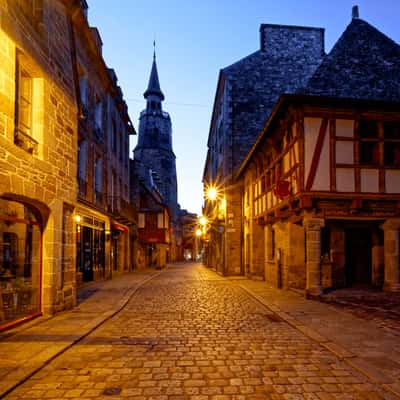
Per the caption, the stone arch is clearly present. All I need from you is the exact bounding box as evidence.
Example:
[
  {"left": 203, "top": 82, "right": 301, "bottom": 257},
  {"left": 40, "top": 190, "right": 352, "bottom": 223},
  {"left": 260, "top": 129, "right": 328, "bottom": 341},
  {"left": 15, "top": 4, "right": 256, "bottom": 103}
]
[{"left": 0, "top": 192, "right": 50, "bottom": 230}]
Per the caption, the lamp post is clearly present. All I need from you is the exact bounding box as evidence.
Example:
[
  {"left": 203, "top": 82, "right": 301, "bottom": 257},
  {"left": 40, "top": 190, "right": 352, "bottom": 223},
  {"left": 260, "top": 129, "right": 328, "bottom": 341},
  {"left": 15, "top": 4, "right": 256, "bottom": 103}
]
[{"left": 201, "top": 185, "right": 227, "bottom": 272}]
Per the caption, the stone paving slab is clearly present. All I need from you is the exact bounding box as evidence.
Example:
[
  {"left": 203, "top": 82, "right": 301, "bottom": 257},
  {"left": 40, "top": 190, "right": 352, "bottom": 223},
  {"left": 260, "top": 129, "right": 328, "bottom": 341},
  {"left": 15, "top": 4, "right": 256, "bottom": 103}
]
[
  {"left": 0, "top": 263, "right": 399, "bottom": 399},
  {"left": 237, "top": 279, "right": 400, "bottom": 398},
  {"left": 3, "top": 263, "right": 396, "bottom": 400},
  {"left": 0, "top": 269, "right": 159, "bottom": 398}
]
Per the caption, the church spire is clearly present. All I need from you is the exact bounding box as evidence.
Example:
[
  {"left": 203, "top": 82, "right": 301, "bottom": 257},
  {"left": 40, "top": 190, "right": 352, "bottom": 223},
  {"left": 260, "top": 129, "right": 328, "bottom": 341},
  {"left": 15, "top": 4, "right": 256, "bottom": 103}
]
[{"left": 143, "top": 42, "right": 164, "bottom": 101}]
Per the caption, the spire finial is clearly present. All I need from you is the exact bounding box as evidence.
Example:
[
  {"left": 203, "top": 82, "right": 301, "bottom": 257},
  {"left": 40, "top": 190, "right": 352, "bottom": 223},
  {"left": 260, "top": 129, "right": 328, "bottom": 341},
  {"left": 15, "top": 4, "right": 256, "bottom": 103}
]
[{"left": 153, "top": 40, "right": 156, "bottom": 61}]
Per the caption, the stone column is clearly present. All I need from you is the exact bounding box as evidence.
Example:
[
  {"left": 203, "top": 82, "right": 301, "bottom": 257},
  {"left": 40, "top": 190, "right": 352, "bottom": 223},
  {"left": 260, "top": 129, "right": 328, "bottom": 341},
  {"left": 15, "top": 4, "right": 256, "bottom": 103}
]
[
  {"left": 381, "top": 219, "right": 400, "bottom": 292},
  {"left": 304, "top": 217, "right": 325, "bottom": 296}
]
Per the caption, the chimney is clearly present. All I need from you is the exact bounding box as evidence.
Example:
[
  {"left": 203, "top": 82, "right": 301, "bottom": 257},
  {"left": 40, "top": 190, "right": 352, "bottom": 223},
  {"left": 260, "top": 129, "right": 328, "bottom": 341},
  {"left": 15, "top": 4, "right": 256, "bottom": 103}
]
[
  {"left": 259, "top": 24, "right": 324, "bottom": 58},
  {"left": 352, "top": 5, "right": 359, "bottom": 19}
]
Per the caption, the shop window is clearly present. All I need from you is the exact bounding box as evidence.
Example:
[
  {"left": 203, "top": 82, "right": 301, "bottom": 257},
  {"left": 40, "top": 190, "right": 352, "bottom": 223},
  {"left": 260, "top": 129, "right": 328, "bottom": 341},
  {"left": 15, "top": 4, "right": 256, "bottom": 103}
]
[
  {"left": 75, "top": 216, "right": 105, "bottom": 282},
  {"left": 0, "top": 199, "right": 41, "bottom": 328}
]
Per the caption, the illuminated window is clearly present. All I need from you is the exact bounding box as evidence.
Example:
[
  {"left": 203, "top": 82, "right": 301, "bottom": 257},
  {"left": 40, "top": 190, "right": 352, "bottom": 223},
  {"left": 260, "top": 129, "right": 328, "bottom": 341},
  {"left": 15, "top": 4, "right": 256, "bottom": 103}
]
[{"left": 14, "top": 57, "right": 38, "bottom": 154}]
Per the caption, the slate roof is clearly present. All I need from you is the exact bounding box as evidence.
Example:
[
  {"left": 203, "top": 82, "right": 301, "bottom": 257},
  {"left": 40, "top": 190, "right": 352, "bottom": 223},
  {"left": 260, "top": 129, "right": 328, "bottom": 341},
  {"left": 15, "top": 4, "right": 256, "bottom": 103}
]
[
  {"left": 144, "top": 54, "right": 164, "bottom": 101},
  {"left": 300, "top": 18, "right": 400, "bottom": 102},
  {"left": 221, "top": 26, "right": 324, "bottom": 167}
]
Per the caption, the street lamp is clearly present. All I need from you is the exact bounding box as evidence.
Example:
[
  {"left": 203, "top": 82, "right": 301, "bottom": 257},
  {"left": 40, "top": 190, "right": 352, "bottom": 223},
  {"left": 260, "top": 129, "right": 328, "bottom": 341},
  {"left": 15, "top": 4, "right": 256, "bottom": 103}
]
[
  {"left": 199, "top": 215, "right": 208, "bottom": 226},
  {"left": 206, "top": 186, "right": 218, "bottom": 201}
]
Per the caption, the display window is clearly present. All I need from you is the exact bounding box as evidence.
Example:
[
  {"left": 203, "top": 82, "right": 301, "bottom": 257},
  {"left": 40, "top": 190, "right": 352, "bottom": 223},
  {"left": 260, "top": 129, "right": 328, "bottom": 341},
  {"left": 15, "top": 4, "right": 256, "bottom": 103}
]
[
  {"left": 76, "top": 214, "right": 105, "bottom": 282},
  {"left": 0, "top": 199, "right": 42, "bottom": 330}
]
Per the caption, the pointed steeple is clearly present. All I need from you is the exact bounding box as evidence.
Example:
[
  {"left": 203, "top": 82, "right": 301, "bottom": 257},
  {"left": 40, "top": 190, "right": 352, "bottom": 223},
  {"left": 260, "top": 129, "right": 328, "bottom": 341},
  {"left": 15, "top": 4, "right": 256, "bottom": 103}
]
[{"left": 144, "top": 44, "right": 165, "bottom": 101}]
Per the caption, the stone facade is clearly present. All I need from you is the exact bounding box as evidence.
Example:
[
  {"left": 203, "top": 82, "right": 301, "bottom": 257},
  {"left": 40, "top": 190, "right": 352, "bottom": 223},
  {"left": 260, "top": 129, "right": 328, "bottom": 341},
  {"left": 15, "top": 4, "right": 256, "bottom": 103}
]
[
  {"left": 0, "top": 0, "right": 77, "bottom": 319},
  {"left": 0, "top": 0, "right": 136, "bottom": 330},
  {"left": 203, "top": 22, "right": 324, "bottom": 276},
  {"left": 72, "top": 3, "right": 136, "bottom": 283}
]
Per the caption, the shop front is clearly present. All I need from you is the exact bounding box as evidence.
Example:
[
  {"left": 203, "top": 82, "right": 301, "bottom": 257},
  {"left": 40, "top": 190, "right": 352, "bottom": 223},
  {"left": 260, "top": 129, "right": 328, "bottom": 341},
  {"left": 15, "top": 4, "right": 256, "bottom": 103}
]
[
  {"left": 0, "top": 198, "right": 42, "bottom": 331},
  {"left": 75, "top": 210, "right": 108, "bottom": 284},
  {"left": 110, "top": 222, "right": 129, "bottom": 274}
]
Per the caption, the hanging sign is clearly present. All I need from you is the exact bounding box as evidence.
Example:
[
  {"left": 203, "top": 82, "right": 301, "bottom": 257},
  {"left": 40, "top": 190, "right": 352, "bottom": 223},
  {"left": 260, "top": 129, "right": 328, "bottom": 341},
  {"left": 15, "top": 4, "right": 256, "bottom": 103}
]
[{"left": 274, "top": 180, "right": 290, "bottom": 199}]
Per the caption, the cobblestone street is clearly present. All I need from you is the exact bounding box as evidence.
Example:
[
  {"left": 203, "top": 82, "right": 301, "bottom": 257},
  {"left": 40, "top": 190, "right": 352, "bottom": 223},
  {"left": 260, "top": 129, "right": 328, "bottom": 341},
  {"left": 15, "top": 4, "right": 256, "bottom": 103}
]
[{"left": 1, "top": 263, "right": 397, "bottom": 400}]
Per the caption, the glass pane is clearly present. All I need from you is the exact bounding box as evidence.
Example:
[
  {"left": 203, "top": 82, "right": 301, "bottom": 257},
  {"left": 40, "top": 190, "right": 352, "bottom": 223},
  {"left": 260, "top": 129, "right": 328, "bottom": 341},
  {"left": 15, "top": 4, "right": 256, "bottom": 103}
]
[
  {"left": 360, "top": 142, "right": 379, "bottom": 165},
  {"left": 359, "top": 120, "right": 379, "bottom": 139},
  {"left": 384, "top": 122, "right": 400, "bottom": 139},
  {"left": 0, "top": 200, "right": 41, "bottom": 326},
  {"left": 384, "top": 142, "right": 400, "bottom": 166}
]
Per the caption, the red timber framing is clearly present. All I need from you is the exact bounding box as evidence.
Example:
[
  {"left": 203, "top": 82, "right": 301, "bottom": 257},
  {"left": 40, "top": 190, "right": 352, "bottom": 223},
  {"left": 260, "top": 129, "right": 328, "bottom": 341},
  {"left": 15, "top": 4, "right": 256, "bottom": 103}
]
[{"left": 305, "top": 118, "right": 328, "bottom": 191}]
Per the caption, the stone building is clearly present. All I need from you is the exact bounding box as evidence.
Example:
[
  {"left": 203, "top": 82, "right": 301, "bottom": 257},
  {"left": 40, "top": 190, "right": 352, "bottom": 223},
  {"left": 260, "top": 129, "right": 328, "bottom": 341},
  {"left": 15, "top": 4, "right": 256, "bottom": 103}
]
[
  {"left": 0, "top": 0, "right": 136, "bottom": 331},
  {"left": 0, "top": 0, "right": 78, "bottom": 329},
  {"left": 236, "top": 12, "right": 400, "bottom": 294},
  {"left": 130, "top": 159, "right": 170, "bottom": 269},
  {"left": 133, "top": 52, "right": 181, "bottom": 261},
  {"left": 203, "top": 21, "right": 324, "bottom": 275},
  {"left": 72, "top": 1, "right": 136, "bottom": 284}
]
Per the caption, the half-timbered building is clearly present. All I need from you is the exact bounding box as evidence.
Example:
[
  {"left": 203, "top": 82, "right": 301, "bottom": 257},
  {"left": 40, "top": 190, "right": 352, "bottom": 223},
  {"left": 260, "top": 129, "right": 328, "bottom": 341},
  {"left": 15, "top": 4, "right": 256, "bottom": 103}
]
[{"left": 237, "top": 13, "right": 400, "bottom": 294}]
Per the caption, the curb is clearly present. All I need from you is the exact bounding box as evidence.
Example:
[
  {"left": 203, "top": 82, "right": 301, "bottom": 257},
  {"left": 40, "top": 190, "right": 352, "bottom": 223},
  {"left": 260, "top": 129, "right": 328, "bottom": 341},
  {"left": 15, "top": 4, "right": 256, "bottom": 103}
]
[
  {"left": 0, "top": 271, "right": 163, "bottom": 399},
  {"left": 238, "top": 283, "right": 400, "bottom": 400}
]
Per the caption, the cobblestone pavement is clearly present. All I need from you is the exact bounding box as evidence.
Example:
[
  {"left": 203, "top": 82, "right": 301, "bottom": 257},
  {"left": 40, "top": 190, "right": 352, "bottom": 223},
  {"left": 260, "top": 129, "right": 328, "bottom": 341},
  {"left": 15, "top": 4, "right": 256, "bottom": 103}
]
[
  {"left": 2, "top": 263, "right": 397, "bottom": 400},
  {"left": 319, "top": 289, "right": 400, "bottom": 335}
]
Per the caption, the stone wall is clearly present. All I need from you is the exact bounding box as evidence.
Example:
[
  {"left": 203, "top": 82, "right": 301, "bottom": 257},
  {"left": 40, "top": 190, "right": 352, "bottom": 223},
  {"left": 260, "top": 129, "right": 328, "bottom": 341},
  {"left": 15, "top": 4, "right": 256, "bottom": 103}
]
[
  {"left": 0, "top": 0, "right": 78, "bottom": 314},
  {"left": 224, "top": 185, "right": 243, "bottom": 276}
]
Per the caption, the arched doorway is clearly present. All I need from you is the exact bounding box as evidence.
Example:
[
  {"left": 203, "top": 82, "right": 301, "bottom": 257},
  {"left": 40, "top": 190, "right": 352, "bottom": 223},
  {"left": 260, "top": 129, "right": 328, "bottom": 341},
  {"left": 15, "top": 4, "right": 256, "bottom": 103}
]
[{"left": 0, "top": 198, "right": 42, "bottom": 330}]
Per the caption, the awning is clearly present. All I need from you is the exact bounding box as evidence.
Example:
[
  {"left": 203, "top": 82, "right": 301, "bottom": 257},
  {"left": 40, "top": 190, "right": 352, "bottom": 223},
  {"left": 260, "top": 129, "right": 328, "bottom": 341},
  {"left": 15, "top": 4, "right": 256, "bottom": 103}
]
[{"left": 112, "top": 222, "right": 128, "bottom": 233}]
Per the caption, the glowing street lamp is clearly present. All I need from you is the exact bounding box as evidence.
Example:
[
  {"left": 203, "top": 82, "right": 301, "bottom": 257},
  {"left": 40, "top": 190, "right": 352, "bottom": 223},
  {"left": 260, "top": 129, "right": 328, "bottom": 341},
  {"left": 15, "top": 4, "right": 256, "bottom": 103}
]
[
  {"left": 206, "top": 186, "right": 218, "bottom": 201},
  {"left": 195, "top": 228, "right": 202, "bottom": 237},
  {"left": 199, "top": 216, "right": 208, "bottom": 226}
]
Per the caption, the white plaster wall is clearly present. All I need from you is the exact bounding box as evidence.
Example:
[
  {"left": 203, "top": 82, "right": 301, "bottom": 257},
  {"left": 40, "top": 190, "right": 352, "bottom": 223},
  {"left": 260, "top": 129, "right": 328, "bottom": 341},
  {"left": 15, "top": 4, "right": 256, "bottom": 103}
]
[
  {"left": 336, "top": 168, "right": 355, "bottom": 192},
  {"left": 336, "top": 119, "right": 354, "bottom": 137},
  {"left": 336, "top": 141, "right": 354, "bottom": 164},
  {"left": 360, "top": 169, "right": 379, "bottom": 192},
  {"left": 386, "top": 170, "right": 400, "bottom": 193}
]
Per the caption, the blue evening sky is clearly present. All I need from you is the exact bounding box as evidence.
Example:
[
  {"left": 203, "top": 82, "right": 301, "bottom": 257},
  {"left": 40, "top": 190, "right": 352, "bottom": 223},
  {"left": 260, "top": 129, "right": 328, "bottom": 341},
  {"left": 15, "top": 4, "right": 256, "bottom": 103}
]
[{"left": 88, "top": 0, "right": 400, "bottom": 215}]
